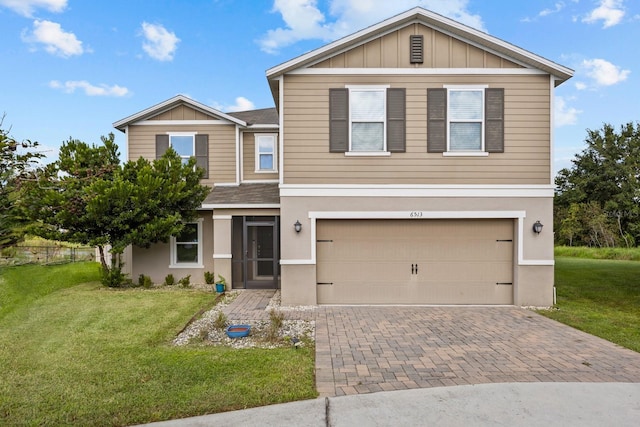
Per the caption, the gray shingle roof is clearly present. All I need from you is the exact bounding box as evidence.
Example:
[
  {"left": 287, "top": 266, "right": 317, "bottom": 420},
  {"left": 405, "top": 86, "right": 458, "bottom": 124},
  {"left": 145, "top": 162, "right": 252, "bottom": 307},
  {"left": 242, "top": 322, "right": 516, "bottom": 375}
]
[
  {"left": 227, "top": 108, "right": 278, "bottom": 125},
  {"left": 203, "top": 183, "right": 280, "bottom": 206}
]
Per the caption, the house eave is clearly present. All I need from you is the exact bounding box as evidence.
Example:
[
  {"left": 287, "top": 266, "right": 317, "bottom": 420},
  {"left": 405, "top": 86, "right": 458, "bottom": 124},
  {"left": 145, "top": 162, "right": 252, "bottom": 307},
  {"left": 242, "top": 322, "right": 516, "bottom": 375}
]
[
  {"left": 112, "top": 94, "right": 247, "bottom": 132},
  {"left": 266, "top": 7, "right": 573, "bottom": 85}
]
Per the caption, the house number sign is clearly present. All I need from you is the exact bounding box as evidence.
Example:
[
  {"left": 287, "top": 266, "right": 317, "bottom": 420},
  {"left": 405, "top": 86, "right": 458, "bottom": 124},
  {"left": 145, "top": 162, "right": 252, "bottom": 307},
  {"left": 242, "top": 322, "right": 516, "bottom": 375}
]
[{"left": 409, "top": 211, "right": 423, "bottom": 218}]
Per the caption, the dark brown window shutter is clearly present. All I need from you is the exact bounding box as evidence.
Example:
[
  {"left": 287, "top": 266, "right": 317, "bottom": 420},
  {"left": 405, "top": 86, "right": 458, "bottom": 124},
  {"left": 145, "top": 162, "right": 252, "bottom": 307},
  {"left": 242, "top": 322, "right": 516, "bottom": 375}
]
[
  {"left": 387, "top": 88, "right": 406, "bottom": 152},
  {"left": 427, "top": 88, "right": 447, "bottom": 153},
  {"left": 485, "top": 88, "right": 504, "bottom": 153},
  {"left": 329, "top": 88, "right": 349, "bottom": 153},
  {"left": 195, "top": 134, "right": 209, "bottom": 178},
  {"left": 155, "top": 134, "right": 169, "bottom": 159},
  {"left": 410, "top": 35, "right": 424, "bottom": 64}
]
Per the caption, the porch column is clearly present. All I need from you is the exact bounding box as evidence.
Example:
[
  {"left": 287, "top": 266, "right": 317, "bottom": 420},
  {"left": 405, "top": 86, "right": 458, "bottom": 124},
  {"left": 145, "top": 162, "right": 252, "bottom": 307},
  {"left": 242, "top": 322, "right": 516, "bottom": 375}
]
[{"left": 212, "top": 213, "right": 232, "bottom": 289}]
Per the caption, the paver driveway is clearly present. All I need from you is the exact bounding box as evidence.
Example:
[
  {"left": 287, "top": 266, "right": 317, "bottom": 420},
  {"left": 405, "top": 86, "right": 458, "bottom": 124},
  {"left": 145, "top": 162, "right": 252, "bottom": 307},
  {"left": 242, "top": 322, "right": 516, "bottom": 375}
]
[{"left": 315, "top": 306, "right": 640, "bottom": 397}]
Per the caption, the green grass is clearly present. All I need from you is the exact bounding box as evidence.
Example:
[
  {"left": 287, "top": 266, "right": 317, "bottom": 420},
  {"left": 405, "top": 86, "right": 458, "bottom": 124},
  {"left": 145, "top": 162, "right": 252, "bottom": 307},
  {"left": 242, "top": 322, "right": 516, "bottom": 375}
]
[
  {"left": 539, "top": 257, "right": 640, "bottom": 353},
  {"left": 555, "top": 245, "right": 640, "bottom": 261},
  {"left": 0, "top": 263, "right": 316, "bottom": 426}
]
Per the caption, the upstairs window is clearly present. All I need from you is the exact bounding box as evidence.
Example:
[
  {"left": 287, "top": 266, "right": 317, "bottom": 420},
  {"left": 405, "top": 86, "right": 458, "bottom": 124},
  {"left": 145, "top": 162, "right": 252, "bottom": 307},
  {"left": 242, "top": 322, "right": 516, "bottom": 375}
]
[
  {"left": 255, "top": 134, "right": 277, "bottom": 172},
  {"left": 170, "top": 134, "right": 195, "bottom": 164},
  {"left": 329, "top": 86, "right": 405, "bottom": 154},
  {"left": 155, "top": 133, "right": 209, "bottom": 178},
  {"left": 448, "top": 89, "right": 483, "bottom": 151},
  {"left": 427, "top": 86, "right": 504, "bottom": 155},
  {"left": 350, "top": 87, "right": 386, "bottom": 152}
]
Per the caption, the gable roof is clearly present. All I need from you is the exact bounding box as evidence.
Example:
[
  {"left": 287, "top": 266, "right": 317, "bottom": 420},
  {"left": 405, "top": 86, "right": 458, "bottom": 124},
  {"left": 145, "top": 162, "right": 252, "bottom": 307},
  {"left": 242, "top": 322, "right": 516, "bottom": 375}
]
[
  {"left": 113, "top": 94, "right": 247, "bottom": 131},
  {"left": 266, "top": 7, "right": 573, "bottom": 99}
]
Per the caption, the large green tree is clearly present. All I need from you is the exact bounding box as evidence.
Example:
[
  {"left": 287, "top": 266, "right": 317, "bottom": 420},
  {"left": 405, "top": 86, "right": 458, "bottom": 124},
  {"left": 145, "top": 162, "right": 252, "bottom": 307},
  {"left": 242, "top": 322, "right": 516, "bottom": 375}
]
[
  {"left": 26, "top": 135, "right": 210, "bottom": 285},
  {"left": 555, "top": 122, "right": 640, "bottom": 247},
  {"left": 0, "top": 119, "right": 44, "bottom": 248}
]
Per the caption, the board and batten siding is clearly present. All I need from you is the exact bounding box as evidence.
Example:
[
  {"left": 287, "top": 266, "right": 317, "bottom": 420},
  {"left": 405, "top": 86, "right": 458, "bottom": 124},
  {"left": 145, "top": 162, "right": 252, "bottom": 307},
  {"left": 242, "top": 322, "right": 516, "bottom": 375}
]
[
  {"left": 242, "top": 132, "right": 279, "bottom": 182},
  {"left": 149, "top": 105, "right": 215, "bottom": 121},
  {"left": 311, "top": 24, "right": 522, "bottom": 70},
  {"left": 128, "top": 123, "right": 237, "bottom": 185},
  {"left": 282, "top": 74, "right": 551, "bottom": 185}
]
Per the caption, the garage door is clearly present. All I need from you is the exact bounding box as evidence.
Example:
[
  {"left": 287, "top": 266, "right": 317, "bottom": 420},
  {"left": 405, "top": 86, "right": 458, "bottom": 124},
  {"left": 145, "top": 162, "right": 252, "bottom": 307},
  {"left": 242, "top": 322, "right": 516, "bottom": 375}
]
[{"left": 316, "top": 219, "right": 513, "bottom": 305}]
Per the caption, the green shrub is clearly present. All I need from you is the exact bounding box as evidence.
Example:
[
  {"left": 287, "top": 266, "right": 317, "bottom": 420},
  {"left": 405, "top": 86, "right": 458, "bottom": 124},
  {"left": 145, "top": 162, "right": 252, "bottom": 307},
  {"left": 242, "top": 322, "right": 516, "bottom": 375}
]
[
  {"left": 204, "top": 271, "right": 216, "bottom": 284},
  {"left": 101, "top": 264, "right": 129, "bottom": 288},
  {"left": 164, "top": 274, "right": 176, "bottom": 286},
  {"left": 266, "top": 309, "right": 285, "bottom": 342},
  {"left": 178, "top": 275, "right": 191, "bottom": 288},
  {"left": 138, "top": 274, "right": 153, "bottom": 288},
  {"left": 213, "top": 311, "right": 227, "bottom": 330}
]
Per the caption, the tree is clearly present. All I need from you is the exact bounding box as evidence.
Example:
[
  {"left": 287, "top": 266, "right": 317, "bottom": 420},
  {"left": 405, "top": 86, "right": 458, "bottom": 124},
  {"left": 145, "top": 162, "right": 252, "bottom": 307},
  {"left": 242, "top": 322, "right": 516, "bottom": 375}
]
[
  {"left": 555, "top": 122, "right": 640, "bottom": 246},
  {"left": 25, "top": 135, "right": 210, "bottom": 285},
  {"left": 0, "top": 118, "right": 44, "bottom": 248}
]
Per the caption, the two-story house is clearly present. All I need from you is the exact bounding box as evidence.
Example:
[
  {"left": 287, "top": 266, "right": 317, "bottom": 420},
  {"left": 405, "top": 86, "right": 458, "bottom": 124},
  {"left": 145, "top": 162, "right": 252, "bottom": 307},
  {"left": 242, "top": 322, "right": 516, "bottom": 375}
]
[{"left": 113, "top": 7, "right": 572, "bottom": 307}]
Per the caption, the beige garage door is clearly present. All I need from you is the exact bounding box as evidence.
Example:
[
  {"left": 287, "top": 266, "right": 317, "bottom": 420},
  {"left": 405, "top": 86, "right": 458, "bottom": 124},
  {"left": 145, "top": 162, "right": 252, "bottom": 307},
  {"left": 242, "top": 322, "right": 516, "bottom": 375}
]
[{"left": 316, "top": 219, "right": 513, "bottom": 305}]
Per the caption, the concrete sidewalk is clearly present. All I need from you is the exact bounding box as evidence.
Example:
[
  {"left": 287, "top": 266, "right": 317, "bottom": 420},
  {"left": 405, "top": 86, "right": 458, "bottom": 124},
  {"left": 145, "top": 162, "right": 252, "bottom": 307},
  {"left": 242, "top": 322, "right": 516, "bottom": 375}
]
[{"left": 140, "top": 382, "right": 640, "bottom": 426}]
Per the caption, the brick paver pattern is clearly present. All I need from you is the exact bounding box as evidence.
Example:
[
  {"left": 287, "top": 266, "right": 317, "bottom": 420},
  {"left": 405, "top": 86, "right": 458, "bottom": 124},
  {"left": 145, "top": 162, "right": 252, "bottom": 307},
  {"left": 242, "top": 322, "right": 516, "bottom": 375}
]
[
  {"left": 315, "top": 306, "right": 640, "bottom": 397},
  {"left": 222, "top": 292, "right": 640, "bottom": 398}
]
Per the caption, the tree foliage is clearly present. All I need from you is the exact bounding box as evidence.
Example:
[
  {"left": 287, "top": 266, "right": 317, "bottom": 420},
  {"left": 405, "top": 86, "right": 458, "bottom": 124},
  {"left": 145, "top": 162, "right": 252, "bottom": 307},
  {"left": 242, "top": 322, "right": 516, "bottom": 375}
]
[
  {"left": 25, "top": 135, "right": 210, "bottom": 285},
  {"left": 0, "top": 118, "right": 44, "bottom": 248},
  {"left": 555, "top": 122, "right": 640, "bottom": 247}
]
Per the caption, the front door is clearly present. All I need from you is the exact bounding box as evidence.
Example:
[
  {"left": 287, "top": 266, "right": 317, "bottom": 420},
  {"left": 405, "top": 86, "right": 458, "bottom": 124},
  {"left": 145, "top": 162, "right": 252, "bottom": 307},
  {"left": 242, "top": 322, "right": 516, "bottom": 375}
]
[{"left": 244, "top": 217, "right": 279, "bottom": 289}]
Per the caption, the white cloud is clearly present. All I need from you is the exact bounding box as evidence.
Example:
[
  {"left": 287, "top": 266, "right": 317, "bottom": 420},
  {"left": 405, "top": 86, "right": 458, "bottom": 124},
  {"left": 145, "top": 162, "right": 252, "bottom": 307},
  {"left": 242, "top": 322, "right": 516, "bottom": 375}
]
[
  {"left": 259, "top": 0, "right": 485, "bottom": 54},
  {"left": 0, "top": 0, "right": 66, "bottom": 17},
  {"left": 574, "top": 81, "right": 587, "bottom": 90},
  {"left": 555, "top": 96, "right": 581, "bottom": 127},
  {"left": 582, "top": 58, "right": 630, "bottom": 86},
  {"left": 49, "top": 80, "right": 129, "bottom": 97},
  {"left": 22, "top": 19, "right": 84, "bottom": 57},
  {"left": 141, "top": 22, "right": 180, "bottom": 61},
  {"left": 212, "top": 97, "right": 256, "bottom": 112},
  {"left": 583, "top": 0, "right": 625, "bottom": 28}
]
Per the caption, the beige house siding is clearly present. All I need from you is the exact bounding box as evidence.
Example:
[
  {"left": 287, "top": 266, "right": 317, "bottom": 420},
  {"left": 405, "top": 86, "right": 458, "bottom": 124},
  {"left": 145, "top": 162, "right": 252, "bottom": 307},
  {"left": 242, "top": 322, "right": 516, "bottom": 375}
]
[
  {"left": 149, "top": 105, "right": 217, "bottom": 121},
  {"left": 282, "top": 73, "right": 551, "bottom": 185},
  {"left": 128, "top": 123, "right": 237, "bottom": 185},
  {"left": 311, "top": 24, "right": 522, "bottom": 69},
  {"left": 130, "top": 212, "right": 214, "bottom": 285},
  {"left": 242, "top": 131, "right": 279, "bottom": 181}
]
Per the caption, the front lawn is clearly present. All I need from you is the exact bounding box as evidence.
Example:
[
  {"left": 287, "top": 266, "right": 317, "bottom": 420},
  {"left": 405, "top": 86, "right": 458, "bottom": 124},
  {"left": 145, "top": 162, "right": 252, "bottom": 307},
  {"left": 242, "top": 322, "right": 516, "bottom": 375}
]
[
  {"left": 0, "top": 263, "right": 316, "bottom": 426},
  {"left": 539, "top": 257, "right": 640, "bottom": 353}
]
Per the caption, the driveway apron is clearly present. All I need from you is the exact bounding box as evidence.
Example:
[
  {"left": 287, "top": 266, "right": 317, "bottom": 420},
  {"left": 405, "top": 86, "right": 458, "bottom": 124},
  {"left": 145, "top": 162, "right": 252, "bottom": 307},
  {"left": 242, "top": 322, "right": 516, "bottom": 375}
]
[{"left": 315, "top": 306, "right": 640, "bottom": 397}]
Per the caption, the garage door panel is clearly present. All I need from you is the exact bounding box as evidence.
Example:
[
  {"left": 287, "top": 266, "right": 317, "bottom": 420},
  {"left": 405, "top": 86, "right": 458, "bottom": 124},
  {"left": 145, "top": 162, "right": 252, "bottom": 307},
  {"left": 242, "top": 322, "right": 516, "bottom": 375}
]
[{"left": 317, "top": 219, "right": 513, "bottom": 305}]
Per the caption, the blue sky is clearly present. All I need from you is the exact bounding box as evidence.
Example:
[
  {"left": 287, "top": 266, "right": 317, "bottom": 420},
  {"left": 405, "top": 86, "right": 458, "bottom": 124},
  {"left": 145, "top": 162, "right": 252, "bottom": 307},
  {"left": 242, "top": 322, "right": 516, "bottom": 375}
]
[{"left": 0, "top": 0, "right": 637, "bottom": 174}]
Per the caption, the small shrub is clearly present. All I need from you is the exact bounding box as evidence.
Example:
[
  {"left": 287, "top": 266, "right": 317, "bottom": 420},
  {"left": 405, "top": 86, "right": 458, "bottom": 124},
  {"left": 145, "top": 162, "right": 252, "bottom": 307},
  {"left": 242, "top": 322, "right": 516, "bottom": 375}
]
[
  {"left": 213, "top": 311, "right": 228, "bottom": 330},
  {"left": 163, "top": 274, "right": 176, "bottom": 286},
  {"left": 101, "top": 265, "right": 129, "bottom": 288},
  {"left": 178, "top": 275, "right": 191, "bottom": 288},
  {"left": 204, "top": 271, "right": 216, "bottom": 284},
  {"left": 266, "top": 309, "right": 285, "bottom": 342},
  {"left": 138, "top": 274, "right": 153, "bottom": 289}
]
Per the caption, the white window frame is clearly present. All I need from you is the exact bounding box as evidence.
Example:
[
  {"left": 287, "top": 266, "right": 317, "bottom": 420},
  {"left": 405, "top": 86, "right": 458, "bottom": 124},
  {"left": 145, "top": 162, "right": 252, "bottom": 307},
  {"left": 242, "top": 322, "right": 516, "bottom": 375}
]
[
  {"left": 444, "top": 85, "right": 488, "bottom": 156},
  {"left": 345, "top": 84, "right": 390, "bottom": 156},
  {"left": 169, "top": 218, "right": 204, "bottom": 268},
  {"left": 168, "top": 132, "right": 197, "bottom": 163},
  {"left": 254, "top": 133, "right": 278, "bottom": 173}
]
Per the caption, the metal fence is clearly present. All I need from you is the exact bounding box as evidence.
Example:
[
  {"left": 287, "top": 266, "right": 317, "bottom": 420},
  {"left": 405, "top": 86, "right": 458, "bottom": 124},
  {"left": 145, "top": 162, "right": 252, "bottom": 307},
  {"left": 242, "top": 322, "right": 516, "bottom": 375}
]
[{"left": 0, "top": 245, "right": 96, "bottom": 266}]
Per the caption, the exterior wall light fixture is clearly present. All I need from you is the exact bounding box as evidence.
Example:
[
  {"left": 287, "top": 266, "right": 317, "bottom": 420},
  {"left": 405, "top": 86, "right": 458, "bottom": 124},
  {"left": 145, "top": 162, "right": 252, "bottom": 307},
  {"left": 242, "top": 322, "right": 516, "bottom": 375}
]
[
  {"left": 533, "top": 220, "right": 543, "bottom": 234},
  {"left": 294, "top": 220, "right": 302, "bottom": 233}
]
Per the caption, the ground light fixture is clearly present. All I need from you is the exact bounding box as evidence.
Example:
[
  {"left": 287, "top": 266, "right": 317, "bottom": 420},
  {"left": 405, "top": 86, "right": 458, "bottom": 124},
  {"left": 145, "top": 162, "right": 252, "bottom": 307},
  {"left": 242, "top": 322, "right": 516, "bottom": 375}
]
[
  {"left": 533, "top": 220, "right": 544, "bottom": 234},
  {"left": 294, "top": 220, "right": 302, "bottom": 233}
]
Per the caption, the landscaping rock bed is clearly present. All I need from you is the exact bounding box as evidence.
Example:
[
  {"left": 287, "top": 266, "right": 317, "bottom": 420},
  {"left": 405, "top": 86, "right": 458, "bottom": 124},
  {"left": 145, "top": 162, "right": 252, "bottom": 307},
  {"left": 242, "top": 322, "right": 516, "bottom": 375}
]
[{"left": 173, "top": 291, "right": 316, "bottom": 349}]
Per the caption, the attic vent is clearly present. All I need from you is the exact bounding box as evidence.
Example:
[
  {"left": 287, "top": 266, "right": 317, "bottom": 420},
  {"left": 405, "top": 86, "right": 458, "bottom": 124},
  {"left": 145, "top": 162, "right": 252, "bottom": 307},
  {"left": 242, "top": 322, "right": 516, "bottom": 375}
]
[{"left": 410, "top": 35, "right": 423, "bottom": 64}]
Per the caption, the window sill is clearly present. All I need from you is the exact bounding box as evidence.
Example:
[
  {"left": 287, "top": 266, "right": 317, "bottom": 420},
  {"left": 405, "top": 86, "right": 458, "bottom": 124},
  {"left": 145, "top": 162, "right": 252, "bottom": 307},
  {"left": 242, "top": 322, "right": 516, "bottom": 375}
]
[
  {"left": 169, "top": 263, "right": 204, "bottom": 269},
  {"left": 442, "top": 151, "right": 489, "bottom": 157},
  {"left": 254, "top": 169, "right": 278, "bottom": 173},
  {"left": 344, "top": 151, "right": 391, "bottom": 157}
]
